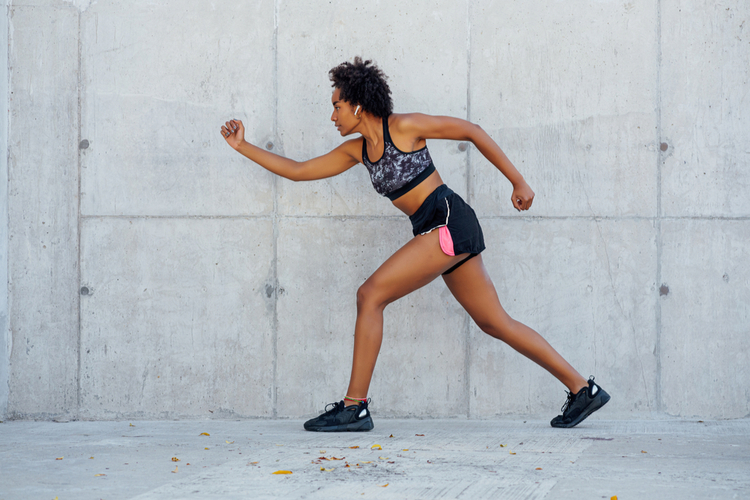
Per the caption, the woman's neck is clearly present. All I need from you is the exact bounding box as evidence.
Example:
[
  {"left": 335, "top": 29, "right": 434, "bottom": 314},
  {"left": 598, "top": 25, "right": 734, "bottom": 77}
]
[{"left": 358, "top": 115, "right": 385, "bottom": 146}]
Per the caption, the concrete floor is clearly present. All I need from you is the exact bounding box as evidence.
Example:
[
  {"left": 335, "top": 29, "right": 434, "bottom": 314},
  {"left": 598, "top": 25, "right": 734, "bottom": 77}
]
[{"left": 1, "top": 417, "right": 748, "bottom": 500}]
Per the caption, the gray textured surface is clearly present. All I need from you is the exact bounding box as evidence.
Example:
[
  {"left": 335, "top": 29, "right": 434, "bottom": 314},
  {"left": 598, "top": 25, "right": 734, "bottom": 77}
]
[
  {"left": 2, "top": 0, "right": 749, "bottom": 421},
  {"left": 0, "top": 419, "right": 748, "bottom": 500},
  {"left": 7, "top": 5, "right": 80, "bottom": 416},
  {"left": 0, "top": 0, "right": 8, "bottom": 416}
]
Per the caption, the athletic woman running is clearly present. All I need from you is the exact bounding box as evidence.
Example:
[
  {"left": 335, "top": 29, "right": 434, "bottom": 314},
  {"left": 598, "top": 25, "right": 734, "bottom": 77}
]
[{"left": 221, "top": 57, "right": 610, "bottom": 430}]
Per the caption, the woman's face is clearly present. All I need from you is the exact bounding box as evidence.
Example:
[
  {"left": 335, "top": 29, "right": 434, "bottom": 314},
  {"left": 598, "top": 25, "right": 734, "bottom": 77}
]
[{"left": 331, "top": 88, "right": 359, "bottom": 136}]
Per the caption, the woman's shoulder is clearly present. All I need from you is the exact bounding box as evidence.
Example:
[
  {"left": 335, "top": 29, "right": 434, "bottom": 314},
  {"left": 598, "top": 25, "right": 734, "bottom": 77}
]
[{"left": 388, "top": 112, "right": 432, "bottom": 135}]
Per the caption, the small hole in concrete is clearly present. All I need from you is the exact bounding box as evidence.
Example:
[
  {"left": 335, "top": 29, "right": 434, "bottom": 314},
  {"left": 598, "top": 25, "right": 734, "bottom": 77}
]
[
  {"left": 266, "top": 142, "right": 274, "bottom": 150},
  {"left": 79, "top": 139, "right": 90, "bottom": 149},
  {"left": 80, "top": 287, "right": 89, "bottom": 296},
  {"left": 659, "top": 142, "right": 668, "bottom": 152},
  {"left": 722, "top": 273, "right": 729, "bottom": 283},
  {"left": 458, "top": 142, "right": 468, "bottom": 152},
  {"left": 659, "top": 284, "right": 669, "bottom": 296}
]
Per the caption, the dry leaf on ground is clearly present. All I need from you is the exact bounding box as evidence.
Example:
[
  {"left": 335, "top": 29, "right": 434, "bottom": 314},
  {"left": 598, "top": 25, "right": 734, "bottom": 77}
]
[
  {"left": 272, "top": 470, "right": 293, "bottom": 475},
  {"left": 199, "top": 432, "right": 210, "bottom": 436},
  {"left": 371, "top": 444, "right": 382, "bottom": 450}
]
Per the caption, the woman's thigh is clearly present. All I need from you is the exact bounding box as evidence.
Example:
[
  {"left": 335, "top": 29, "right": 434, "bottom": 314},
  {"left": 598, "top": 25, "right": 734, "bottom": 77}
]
[
  {"left": 441, "top": 254, "right": 512, "bottom": 331},
  {"left": 360, "top": 230, "right": 470, "bottom": 308}
]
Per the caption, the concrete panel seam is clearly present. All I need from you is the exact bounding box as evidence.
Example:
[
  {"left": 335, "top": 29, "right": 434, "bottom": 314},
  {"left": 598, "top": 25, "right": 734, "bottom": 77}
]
[
  {"left": 271, "top": 0, "right": 279, "bottom": 418},
  {"left": 655, "top": 0, "right": 663, "bottom": 414},
  {"left": 75, "top": 7, "right": 82, "bottom": 421},
  {"left": 464, "top": 0, "right": 471, "bottom": 418},
  {"left": 78, "top": 214, "right": 750, "bottom": 221}
]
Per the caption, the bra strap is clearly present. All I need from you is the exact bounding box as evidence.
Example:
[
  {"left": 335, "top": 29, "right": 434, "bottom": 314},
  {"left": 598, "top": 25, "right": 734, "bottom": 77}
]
[{"left": 382, "top": 115, "right": 392, "bottom": 144}]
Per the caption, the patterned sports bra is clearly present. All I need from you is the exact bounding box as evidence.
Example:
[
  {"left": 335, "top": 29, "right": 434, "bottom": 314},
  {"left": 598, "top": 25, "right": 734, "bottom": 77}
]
[{"left": 362, "top": 116, "right": 436, "bottom": 201}]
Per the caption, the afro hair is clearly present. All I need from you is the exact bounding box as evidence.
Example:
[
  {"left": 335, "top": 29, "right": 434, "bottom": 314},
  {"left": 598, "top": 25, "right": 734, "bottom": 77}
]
[{"left": 329, "top": 57, "right": 393, "bottom": 118}]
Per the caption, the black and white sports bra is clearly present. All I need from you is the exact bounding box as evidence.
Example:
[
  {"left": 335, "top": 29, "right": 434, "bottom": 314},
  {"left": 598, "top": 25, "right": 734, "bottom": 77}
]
[{"left": 362, "top": 116, "right": 436, "bottom": 201}]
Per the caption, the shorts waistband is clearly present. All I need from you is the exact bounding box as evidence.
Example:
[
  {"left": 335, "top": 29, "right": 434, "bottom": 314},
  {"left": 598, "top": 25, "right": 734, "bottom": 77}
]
[{"left": 408, "top": 184, "right": 452, "bottom": 225}]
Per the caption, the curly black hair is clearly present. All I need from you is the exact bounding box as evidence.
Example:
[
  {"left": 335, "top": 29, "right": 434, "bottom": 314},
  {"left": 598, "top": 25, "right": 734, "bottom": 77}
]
[{"left": 329, "top": 57, "right": 393, "bottom": 118}]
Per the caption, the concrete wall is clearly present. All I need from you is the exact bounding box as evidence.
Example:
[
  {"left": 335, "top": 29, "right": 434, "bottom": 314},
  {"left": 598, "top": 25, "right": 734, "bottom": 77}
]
[
  {"left": 3, "top": 0, "right": 749, "bottom": 421},
  {"left": 0, "top": 0, "right": 8, "bottom": 420}
]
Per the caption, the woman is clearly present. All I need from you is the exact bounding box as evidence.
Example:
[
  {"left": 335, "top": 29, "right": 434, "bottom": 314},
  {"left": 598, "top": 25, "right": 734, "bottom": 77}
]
[{"left": 221, "top": 57, "right": 609, "bottom": 430}]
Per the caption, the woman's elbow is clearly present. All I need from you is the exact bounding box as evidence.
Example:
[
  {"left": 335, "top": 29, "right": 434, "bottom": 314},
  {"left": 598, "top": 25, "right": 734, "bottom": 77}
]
[{"left": 468, "top": 123, "right": 487, "bottom": 143}]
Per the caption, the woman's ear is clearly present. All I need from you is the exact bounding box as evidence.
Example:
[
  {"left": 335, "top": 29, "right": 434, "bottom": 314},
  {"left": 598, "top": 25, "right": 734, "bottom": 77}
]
[{"left": 355, "top": 105, "right": 361, "bottom": 115}]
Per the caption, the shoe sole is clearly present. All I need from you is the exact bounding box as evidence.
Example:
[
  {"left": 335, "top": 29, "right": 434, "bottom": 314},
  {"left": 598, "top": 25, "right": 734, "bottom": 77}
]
[
  {"left": 550, "top": 390, "right": 611, "bottom": 428},
  {"left": 304, "top": 417, "right": 374, "bottom": 432}
]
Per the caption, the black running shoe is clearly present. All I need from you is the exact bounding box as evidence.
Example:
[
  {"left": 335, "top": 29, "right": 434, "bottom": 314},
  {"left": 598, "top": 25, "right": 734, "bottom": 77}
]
[
  {"left": 303, "top": 400, "right": 374, "bottom": 432},
  {"left": 550, "top": 377, "right": 610, "bottom": 428}
]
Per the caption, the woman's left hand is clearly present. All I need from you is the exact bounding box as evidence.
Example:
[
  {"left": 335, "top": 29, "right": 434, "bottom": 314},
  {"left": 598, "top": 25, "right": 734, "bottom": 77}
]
[
  {"left": 511, "top": 181, "right": 535, "bottom": 211},
  {"left": 221, "top": 119, "right": 245, "bottom": 150}
]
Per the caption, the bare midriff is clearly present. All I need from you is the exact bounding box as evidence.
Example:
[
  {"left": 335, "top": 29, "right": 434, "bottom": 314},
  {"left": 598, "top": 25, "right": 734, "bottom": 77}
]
[{"left": 390, "top": 170, "right": 445, "bottom": 216}]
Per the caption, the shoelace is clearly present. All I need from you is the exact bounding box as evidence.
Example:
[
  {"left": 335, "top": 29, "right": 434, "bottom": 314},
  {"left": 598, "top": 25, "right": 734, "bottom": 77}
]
[
  {"left": 560, "top": 391, "right": 576, "bottom": 413},
  {"left": 323, "top": 401, "right": 343, "bottom": 415}
]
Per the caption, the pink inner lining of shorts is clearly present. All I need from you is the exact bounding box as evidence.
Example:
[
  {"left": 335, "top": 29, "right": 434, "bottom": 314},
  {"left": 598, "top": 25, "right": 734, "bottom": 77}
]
[{"left": 439, "top": 225, "right": 455, "bottom": 256}]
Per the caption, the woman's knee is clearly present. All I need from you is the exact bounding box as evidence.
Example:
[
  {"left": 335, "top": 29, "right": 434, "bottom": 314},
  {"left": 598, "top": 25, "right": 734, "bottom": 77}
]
[
  {"left": 475, "top": 313, "right": 516, "bottom": 339},
  {"left": 356, "top": 280, "right": 388, "bottom": 311}
]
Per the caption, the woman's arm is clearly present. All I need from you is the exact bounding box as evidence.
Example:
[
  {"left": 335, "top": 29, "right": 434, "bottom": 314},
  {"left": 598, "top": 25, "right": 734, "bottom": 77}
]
[
  {"left": 221, "top": 119, "right": 360, "bottom": 181},
  {"left": 394, "top": 114, "right": 534, "bottom": 211}
]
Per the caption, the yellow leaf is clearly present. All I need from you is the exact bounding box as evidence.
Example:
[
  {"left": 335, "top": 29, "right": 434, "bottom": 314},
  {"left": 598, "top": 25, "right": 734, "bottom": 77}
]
[
  {"left": 171, "top": 466, "right": 178, "bottom": 473},
  {"left": 641, "top": 450, "right": 647, "bottom": 454},
  {"left": 94, "top": 473, "right": 106, "bottom": 477},
  {"left": 349, "top": 446, "right": 360, "bottom": 449},
  {"left": 371, "top": 444, "right": 382, "bottom": 450},
  {"left": 171, "top": 457, "right": 180, "bottom": 462},
  {"left": 321, "top": 467, "right": 334, "bottom": 472},
  {"left": 251, "top": 461, "right": 259, "bottom": 464},
  {"left": 55, "top": 457, "right": 63, "bottom": 460},
  {"left": 226, "top": 440, "right": 235, "bottom": 444},
  {"left": 536, "top": 467, "right": 542, "bottom": 470},
  {"left": 272, "top": 470, "right": 293, "bottom": 475},
  {"left": 199, "top": 432, "right": 210, "bottom": 436},
  {"left": 402, "top": 449, "right": 409, "bottom": 451},
  {"left": 381, "top": 483, "right": 389, "bottom": 487},
  {"left": 129, "top": 423, "right": 135, "bottom": 427},
  {"left": 389, "top": 434, "right": 394, "bottom": 438},
  {"left": 611, "top": 497, "right": 618, "bottom": 500},
  {"left": 379, "top": 456, "right": 389, "bottom": 460},
  {"left": 89, "top": 456, "right": 94, "bottom": 459},
  {"left": 204, "top": 447, "right": 209, "bottom": 450},
  {"left": 360, "top": 461, "right": 372, "bottom": 464},
  {"left": 499, "top": 444, "right": 506, "bottom": 447},
  {"left": 319, "top": 450, "right": 326, "bottom": 453},
  {"left": 509, "top": 452, "right": 516, "bottom": 455}
]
